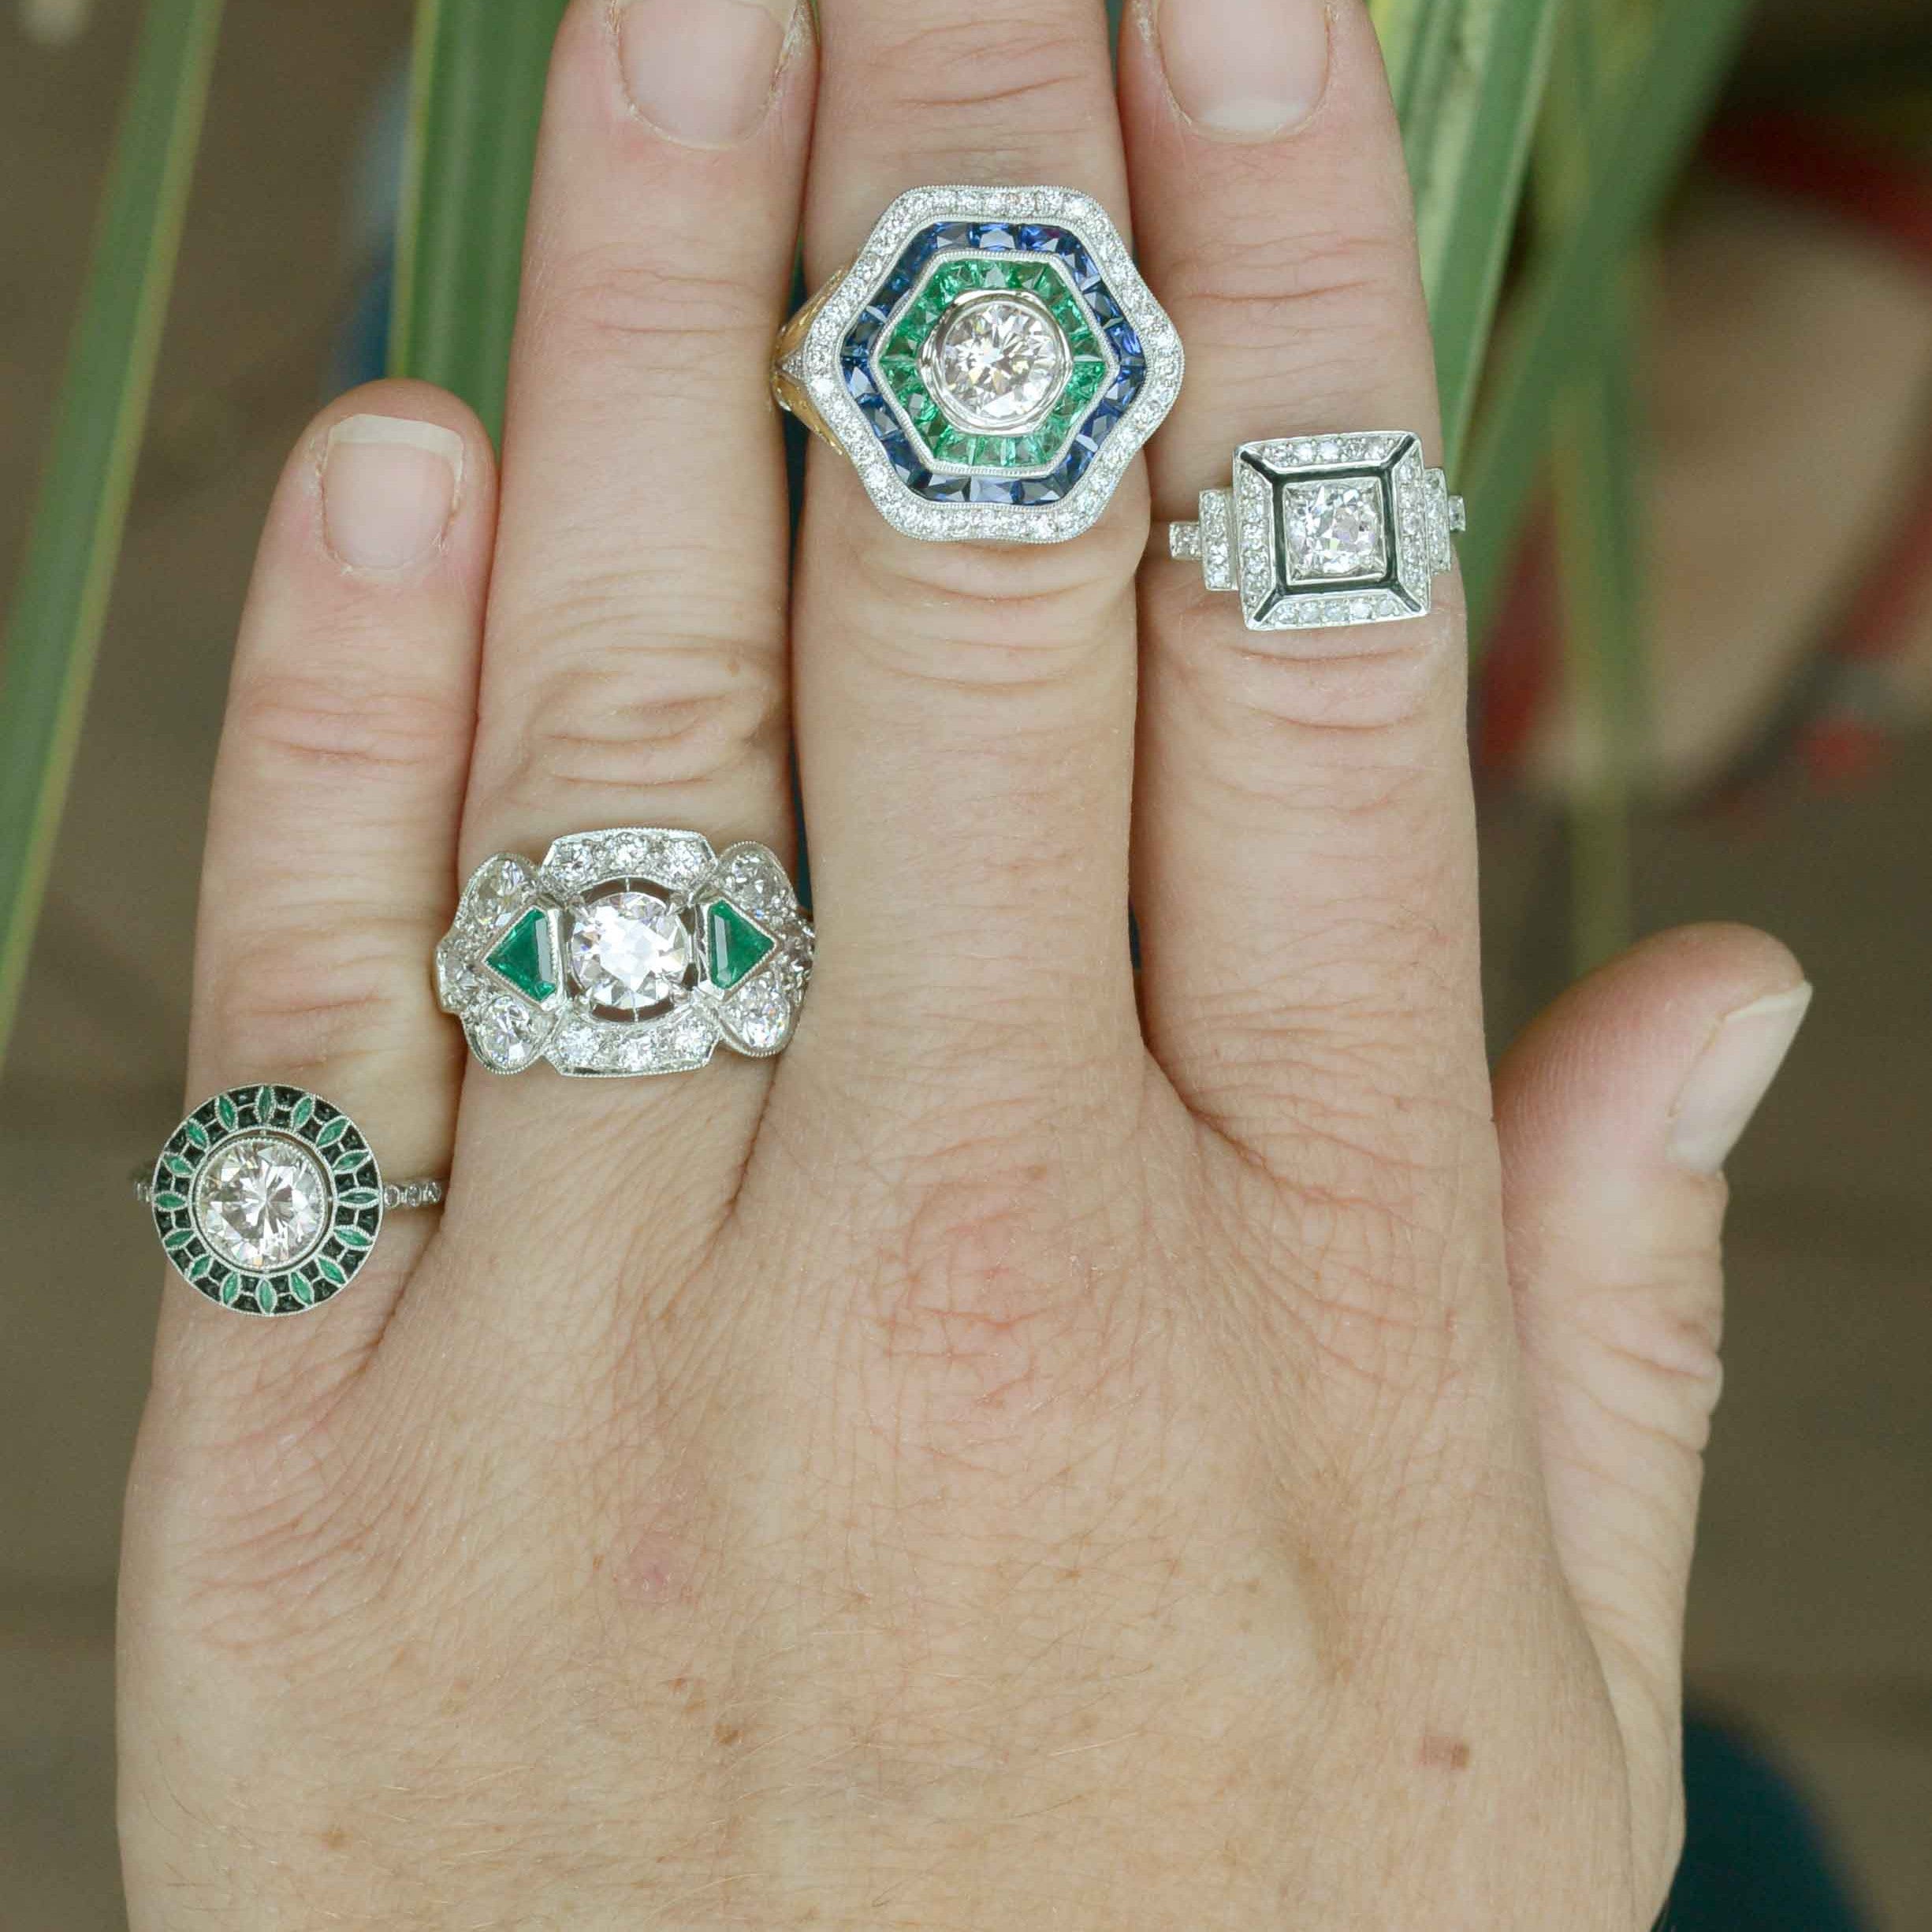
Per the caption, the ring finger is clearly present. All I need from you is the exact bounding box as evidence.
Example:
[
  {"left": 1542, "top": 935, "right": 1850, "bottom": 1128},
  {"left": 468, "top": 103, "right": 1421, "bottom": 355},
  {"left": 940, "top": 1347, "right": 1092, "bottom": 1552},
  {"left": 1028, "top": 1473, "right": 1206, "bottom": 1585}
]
[{"left": 1122, "top": 0, "right": 1491, "bottom": 1187}]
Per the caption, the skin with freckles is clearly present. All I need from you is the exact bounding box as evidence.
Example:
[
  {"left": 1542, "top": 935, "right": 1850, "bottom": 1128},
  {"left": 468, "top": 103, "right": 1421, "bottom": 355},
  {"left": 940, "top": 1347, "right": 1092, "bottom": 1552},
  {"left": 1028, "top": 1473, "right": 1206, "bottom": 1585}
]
[{"left": 117, "top": 3, "right": 1809, "bottom": 1928}]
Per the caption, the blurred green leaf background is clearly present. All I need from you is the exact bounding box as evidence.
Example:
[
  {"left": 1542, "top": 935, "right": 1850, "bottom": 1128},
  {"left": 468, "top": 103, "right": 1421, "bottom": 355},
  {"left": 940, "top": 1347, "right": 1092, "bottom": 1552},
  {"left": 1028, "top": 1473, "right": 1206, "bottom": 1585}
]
[{"left": 0, "top": 0, "right": 1766, "bottom": 1063}]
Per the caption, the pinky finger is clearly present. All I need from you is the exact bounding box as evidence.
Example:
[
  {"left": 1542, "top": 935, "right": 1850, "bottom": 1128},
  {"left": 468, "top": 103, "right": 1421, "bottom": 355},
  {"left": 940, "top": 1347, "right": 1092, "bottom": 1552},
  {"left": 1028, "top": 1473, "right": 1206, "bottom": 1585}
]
[{"left": 151, "top": 381, "right": 495, "bottom": 1405}]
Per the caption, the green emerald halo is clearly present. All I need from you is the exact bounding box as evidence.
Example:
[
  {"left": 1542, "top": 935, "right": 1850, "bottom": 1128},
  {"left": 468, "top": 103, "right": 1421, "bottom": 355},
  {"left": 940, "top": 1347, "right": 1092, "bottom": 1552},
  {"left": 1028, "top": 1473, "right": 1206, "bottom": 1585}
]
[
  {"left": 872, "top": 252, "right": 1111, "bottom": 475},
  {"left": 147, "top": 1085, "right": 382, "bottom": 1317}
]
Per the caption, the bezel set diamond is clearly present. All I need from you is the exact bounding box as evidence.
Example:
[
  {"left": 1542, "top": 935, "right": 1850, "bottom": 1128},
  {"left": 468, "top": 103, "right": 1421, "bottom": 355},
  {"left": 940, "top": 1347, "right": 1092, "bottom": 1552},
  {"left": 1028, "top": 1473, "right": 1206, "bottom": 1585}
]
[
  {"left": 790, "top": 185, "right": 1184, "bottom": 544},
  {"left": 1170, "top": 433, "right": 1465, "bottom": 630},
  {"left": 146, "top": 1085, "right": 388, "bottom": 1316},
  {"left": 435, "top": 829, "right": 813, "bottom": 1078}
]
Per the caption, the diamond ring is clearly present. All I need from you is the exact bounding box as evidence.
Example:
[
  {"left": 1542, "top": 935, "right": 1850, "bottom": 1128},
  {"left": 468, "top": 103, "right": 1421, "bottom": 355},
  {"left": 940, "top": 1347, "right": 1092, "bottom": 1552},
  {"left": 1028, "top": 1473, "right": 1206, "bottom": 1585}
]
[
  {"left": 140, "top": 1084, "right": 444, "bottom": 1316},
  {"left": 771, "top": 185, "right": 1183, "bottom": 544},
  {"left": 1167, "top": 433, "right": 1465, "bottom": 629},
  {"left": 436, "top": 829, "right": 813, "bottom": 1078}
]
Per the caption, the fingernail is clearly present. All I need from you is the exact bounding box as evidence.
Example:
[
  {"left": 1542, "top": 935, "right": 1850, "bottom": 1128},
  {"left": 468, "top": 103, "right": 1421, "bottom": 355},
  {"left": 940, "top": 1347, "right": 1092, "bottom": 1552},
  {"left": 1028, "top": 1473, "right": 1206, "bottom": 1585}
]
[
  {"left": 618, "top": 0, "right": 795, "bottom": 148},
  {"left": 321, "top": 415, "right": 463, "bottom": 571},
  {"left": 1151, "top": 0, "right": 1331, "bottom": 140},
  {"left": 1668, "top": 983, "right": 1814, "bottom": 1174}
]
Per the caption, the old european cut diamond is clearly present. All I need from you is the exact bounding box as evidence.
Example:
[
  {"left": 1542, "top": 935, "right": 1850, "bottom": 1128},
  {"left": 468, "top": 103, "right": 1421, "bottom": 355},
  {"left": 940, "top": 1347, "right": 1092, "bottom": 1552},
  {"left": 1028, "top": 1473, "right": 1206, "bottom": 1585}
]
[
  {"left": 473, "top": 992, "right": 538, "bottom": 1066},
  {"left": 927, "top": 292, "right": 1068, "bottom": 432},
  {"left": 195, "top": 1135, "right": 329, "bottom": 1272},
  {"left": 571, "top": 891, "right": 693, "bottom": 1013},
  {"left": 1283, "top": 479, "right": 1387, "bottom": 580}
]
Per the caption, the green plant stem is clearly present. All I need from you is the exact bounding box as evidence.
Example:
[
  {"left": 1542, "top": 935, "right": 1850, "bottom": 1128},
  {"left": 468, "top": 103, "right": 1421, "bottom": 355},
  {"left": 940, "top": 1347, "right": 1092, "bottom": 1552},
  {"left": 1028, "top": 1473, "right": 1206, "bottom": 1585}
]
[
  {"left": 1461, "top": 0, "right": 1758, "bottom": 640},
  {"left": 1550, "top": 299, "right": 1645, "bottom": 973},
  {"left": 1536, "top": 0, "right": 1650, "bottom": 974},
  {"left": 1398, "top": 0, "right": 1565, "bottom": 474},
  {"left": 0, "top": 0, "right": 224, "bottom": 1067},
  {"left": 391, "top": 0, "right": 571, "bottom": 439}
]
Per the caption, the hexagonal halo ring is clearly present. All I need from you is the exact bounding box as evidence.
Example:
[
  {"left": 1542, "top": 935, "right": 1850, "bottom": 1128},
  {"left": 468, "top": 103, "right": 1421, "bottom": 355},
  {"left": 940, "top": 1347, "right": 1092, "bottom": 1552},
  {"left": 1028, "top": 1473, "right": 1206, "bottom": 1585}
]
[{"left": 774, "top": 186, "right": 1184, "bottom": 544}]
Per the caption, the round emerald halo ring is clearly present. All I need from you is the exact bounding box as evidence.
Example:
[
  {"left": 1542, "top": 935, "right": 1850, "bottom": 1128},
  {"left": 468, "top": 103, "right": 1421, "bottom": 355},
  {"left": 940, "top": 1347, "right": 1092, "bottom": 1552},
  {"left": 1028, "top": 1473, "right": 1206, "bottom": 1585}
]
[
  {"left": 770, "top": 185, "right": 1183, "bottom": 543},
  {"left": 140, "top": 1085, "right": 444, "bottom": 1316},
  {"left": 436, "top": 830, "right": 813, "bottom": 1078}
]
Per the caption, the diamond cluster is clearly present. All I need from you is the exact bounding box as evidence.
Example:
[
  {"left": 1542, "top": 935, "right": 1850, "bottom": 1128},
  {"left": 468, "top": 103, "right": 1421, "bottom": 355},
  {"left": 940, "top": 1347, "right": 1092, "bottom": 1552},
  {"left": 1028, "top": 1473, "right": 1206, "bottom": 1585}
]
[
  {"left": 869, "top": 251, "right": 1115, "bottom": 477},
  {"left": 436, "top": 831, "right": 813, "bottom": 1078},
  {"left": 806, "top": 187, "right": 1184, "bottom": 543}
]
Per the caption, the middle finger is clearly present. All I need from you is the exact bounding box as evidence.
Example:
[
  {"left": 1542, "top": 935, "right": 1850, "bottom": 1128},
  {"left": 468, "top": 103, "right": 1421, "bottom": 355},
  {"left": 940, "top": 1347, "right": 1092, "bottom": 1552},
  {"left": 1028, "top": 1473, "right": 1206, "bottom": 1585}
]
[
  {"left": 789, "top": 0, "right": 1147, "bottom": 1094},
  {"left": 447, "top": 0, "right": 814, "bottom": 1208}
]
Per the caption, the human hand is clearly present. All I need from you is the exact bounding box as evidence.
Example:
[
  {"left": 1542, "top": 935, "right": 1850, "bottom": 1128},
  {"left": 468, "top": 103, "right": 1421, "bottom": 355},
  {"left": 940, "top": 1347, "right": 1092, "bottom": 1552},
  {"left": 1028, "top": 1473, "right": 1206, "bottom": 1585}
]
[{"left": 118, "top": 2, "right": 1810, "bottom": 1926}]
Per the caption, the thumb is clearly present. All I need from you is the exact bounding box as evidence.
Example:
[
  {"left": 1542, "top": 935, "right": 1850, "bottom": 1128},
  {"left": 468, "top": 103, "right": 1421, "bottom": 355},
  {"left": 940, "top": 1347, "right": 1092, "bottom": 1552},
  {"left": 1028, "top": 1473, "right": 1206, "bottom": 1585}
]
[{"left": 1495, "top": 924, "right": 1811, "bottom": 1876}]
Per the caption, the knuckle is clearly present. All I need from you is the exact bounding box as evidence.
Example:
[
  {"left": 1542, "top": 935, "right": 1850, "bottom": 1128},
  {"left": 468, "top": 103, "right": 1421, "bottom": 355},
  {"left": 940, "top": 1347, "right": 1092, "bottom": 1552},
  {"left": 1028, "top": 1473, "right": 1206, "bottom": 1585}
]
[
  {"left": 820, "top": 496, "right": 1143, "bottom": 708},
  {"left": 1166, "top": 221, "right": 1420, "bottom": 356},
  {"left": 203, "top": 912, "right": 434, "bottom": 1075},
  {"left": 844, "top": 1118, "right": 1153, "bottom": 1455},
  {"left": 1207, "top": 1071, "right": 1497, "bottom": 1395},
  {"left": 1564, "top": 1241, "right": 1729, "bottom": 1453},
  {"left": 847, "top": 16, "right": 1100, "bottom": 154},
  {"left": 527, "top": 248, "right": 770, "bottom": 366},
  {"left": 497, "top": 609, "right": 783, "bottom": 812},
  {"left": 1164, "top": 591, "right": 1464, "bottom": 753},
  {"left": 229, "top": 662, "right": 471, "bottom": 788}
]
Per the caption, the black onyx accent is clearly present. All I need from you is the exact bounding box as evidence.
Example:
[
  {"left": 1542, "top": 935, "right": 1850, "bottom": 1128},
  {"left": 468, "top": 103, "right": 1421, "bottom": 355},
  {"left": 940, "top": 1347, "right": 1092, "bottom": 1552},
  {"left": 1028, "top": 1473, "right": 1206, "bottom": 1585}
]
[{"left": 1240, "top": 436, "right": 1424, "bottom": 628}]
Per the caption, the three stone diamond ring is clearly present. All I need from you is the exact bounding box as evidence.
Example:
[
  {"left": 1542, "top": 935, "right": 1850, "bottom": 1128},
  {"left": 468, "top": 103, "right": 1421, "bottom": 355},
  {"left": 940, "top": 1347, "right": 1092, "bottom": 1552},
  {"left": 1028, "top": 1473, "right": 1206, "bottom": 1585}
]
[
  {"left": 435, "top": 828, "right": 813, "bottom": 1078},
  {"left": 1168, "top": 433, "right": 1465, "bottom": 630},
  {"left": 140, "top": 1085, "right": 444, "bottom": 1316},
  {"left": 770, "top": 185, "right": 1182, "bottom": 543}
]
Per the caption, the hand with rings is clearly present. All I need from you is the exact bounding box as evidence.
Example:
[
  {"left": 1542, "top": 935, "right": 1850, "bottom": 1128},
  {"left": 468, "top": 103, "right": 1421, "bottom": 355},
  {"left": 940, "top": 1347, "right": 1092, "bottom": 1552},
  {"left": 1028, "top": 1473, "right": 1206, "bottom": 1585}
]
[{"left": 121, "top": 1, "right": 1808, "bottom": 1926}]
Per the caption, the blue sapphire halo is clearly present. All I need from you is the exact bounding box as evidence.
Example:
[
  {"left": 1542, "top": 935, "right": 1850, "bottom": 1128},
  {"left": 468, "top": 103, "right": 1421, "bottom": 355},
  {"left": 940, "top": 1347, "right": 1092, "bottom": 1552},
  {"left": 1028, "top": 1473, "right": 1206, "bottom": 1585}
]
[{"left": 772, "top": 186, "right": 1183, "bottom": 544}]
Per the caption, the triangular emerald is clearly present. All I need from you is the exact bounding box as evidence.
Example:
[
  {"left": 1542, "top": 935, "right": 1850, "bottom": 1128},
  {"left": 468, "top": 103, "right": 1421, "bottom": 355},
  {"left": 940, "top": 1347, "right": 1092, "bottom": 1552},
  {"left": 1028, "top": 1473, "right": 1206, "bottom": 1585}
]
[
  {"left": 485, "top": 907, "right": 557, "bottom": 1002},
  {"left": 706, "top": 900, "right": 775, "bottom": 992}
]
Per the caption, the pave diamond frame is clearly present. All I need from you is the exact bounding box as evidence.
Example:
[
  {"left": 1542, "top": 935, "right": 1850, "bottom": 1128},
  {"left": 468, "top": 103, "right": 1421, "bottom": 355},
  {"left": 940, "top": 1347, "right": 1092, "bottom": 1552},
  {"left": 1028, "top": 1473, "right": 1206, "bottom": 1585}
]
[
  {"left": 1171, "top": 433, "right": 1464, "bottom": 631},
  {"left": 437, "top": 830, "right": 814, "bottom": 1078},
  {"left": 799, "top": 186, "right": 1183, "bottom": 543},
  {"left": 147, "top": 1085, "right": 383, "bottom": 1316}
]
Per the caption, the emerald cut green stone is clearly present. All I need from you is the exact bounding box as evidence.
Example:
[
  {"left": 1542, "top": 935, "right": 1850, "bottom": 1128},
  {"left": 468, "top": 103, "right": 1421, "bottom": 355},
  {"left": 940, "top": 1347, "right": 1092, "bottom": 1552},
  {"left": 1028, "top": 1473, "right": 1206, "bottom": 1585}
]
[
  {"left": 705, "top": 901, "right": 775, "bottom": 992},
  {"left": 485, "top": 908, "right": 557, "bottom": 1003}
]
